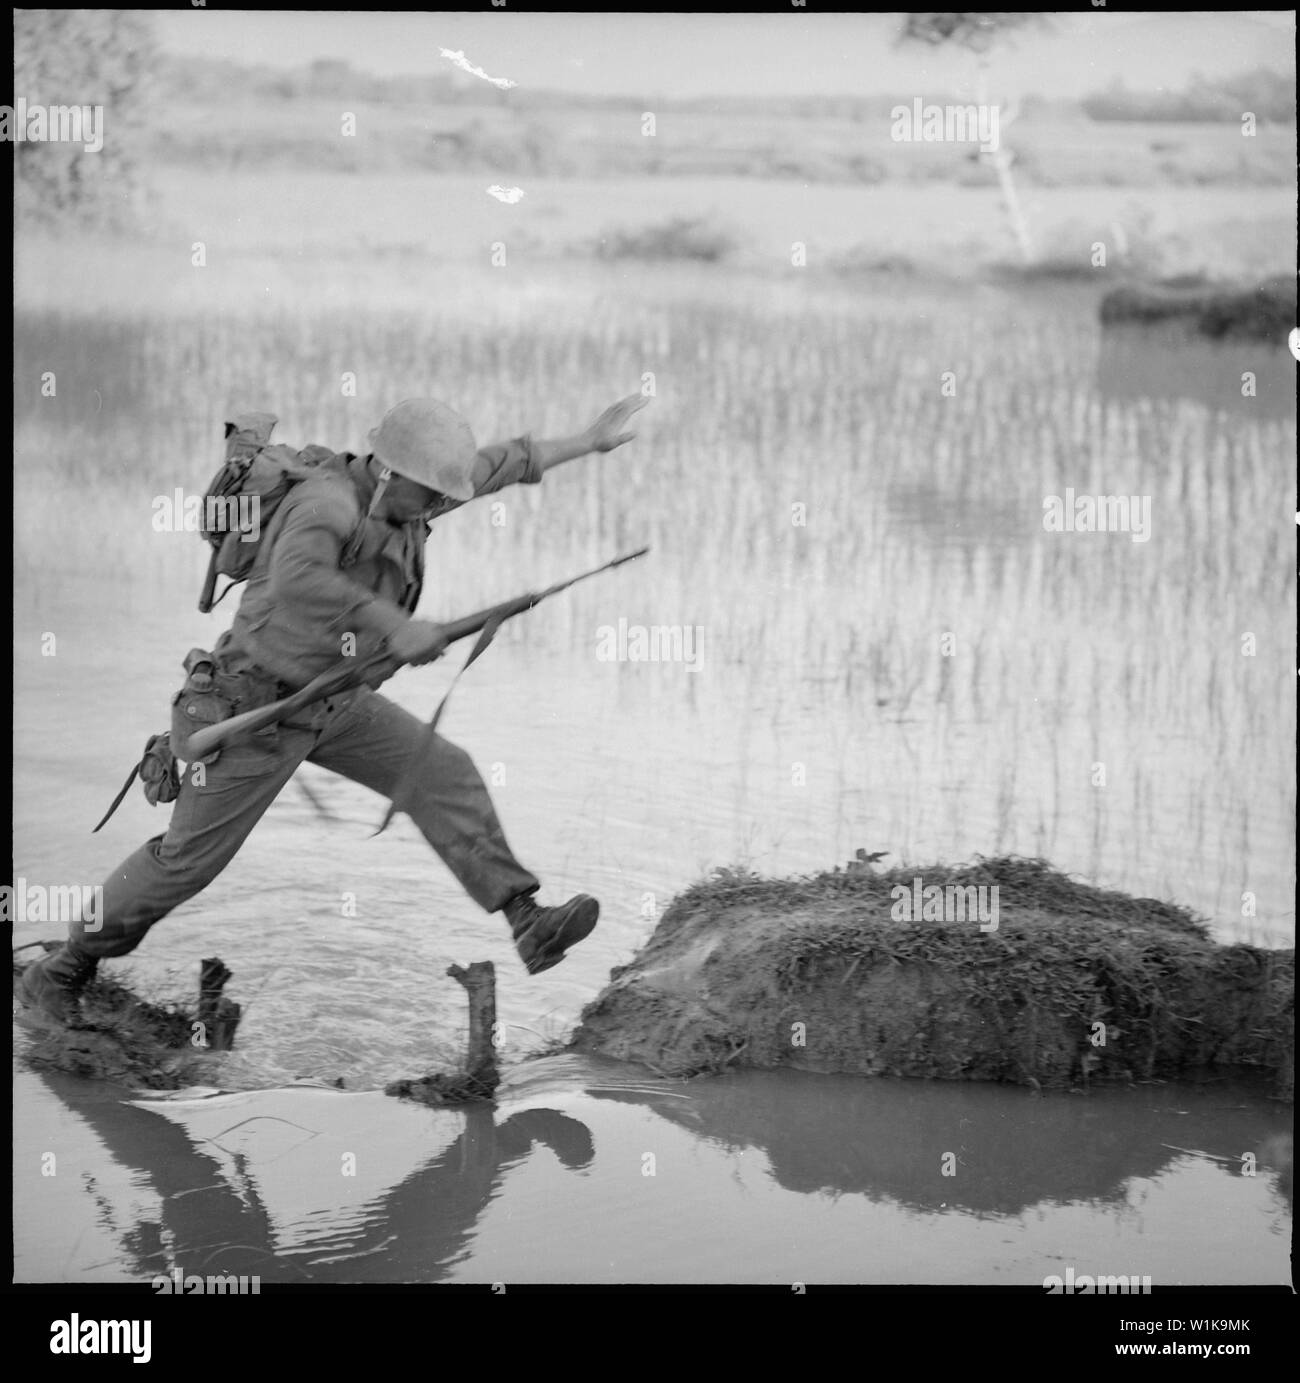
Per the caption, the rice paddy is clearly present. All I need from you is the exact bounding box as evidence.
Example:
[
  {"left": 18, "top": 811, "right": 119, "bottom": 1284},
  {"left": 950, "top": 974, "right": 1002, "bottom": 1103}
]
[{"left": 12, "top": 256, "right": 1295, "bottom": 953}]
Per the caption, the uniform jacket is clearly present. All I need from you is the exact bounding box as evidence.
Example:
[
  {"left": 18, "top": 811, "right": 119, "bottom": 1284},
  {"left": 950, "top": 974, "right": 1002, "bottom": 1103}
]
[{"left": 216, "top": 436, "right": 542, "bottom": 689}]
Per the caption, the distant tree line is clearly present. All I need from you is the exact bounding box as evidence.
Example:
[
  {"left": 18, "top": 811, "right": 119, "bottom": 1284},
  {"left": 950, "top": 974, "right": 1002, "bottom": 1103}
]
[
  {"left": 1081, "top": 70, "right": 1294, "bottom": 123},
  {"left": 13, "top": 9, "right": 156, "bottom": 225},
  {"left": 159, "top": 51, "right": 1293, "bottom": 127}
]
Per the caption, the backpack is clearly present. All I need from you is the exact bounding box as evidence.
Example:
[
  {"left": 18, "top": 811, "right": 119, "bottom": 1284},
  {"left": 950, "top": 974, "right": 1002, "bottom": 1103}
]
[{"left": 197, "top": 412, "right": 344, "bottom": 612}]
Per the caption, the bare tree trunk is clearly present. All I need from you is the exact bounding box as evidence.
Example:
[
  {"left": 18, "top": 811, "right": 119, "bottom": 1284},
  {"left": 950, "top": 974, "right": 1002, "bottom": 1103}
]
[{"left": 978, "top": 60, "right": 1033, "bottom": 264}]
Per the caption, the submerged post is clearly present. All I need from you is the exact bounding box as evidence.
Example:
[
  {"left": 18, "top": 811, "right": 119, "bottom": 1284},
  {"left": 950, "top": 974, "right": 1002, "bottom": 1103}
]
[
  {"left": 197, "top": 956, "right": 241, "bottom": 1051},
  {"left": 447, "top": 961, "right": 499, "bottom": 1090},
  {"left": 385, "top": 960, "right": 501, "bottom": 1104}
]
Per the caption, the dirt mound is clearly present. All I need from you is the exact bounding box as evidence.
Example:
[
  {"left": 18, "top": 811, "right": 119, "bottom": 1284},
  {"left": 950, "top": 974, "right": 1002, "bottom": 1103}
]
[
  {"left": 570, "top": 858, "right": 1294, "bottom": 1097},
  {"left": 1099, "top": 275, "right": 1295, "bottom": 341},
  {"left": 13, "top": 946, "right": 238, "bottom": 1090}
]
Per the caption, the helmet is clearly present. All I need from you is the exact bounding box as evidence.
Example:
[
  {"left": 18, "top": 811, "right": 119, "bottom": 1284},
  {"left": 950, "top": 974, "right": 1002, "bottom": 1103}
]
[{"left": 367, "top": 399, "right": 478, "bottom": 502}]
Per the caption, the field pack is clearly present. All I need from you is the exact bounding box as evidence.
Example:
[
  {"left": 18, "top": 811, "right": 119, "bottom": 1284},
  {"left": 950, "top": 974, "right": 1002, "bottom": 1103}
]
[
  {"left": 197, "top": 412, "right": 340, "bottom": 612},
  {"left": 93, "top": 416, "right": 354, "bottom": 830}
]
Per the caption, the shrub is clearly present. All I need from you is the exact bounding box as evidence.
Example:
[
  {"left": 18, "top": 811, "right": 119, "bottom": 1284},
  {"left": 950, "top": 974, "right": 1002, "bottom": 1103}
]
[{"left": 594, "top": 216, "right": 737, "bottom": 263}]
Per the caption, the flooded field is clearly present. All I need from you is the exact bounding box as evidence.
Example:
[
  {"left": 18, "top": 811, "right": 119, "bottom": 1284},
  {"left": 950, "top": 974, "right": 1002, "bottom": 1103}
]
[
  {"left": 15, "top": 268, "right": 1296, "bottom": 960},
  {"left": 12, "top": 267, "right": 1295, "bottom": 1283}
]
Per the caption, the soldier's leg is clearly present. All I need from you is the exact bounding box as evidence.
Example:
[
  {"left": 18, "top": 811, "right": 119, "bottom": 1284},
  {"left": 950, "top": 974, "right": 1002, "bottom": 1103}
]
[
  {"left": 307, "top": 690, "right": 538, "bottom": 911},
  {"left": 75, "top": 728, "right": 316, "bottom": 959}
]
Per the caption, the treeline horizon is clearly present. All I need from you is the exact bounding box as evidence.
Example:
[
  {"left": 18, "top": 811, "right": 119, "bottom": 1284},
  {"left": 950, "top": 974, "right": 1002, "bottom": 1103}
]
[{"left": 156, "top": 53, "right": 1295, "bottom": 124}]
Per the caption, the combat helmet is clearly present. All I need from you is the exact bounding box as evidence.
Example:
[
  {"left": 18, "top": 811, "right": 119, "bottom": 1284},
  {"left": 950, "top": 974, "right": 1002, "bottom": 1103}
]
[{"left": 368, "top": 399, "right": 478, "bottom": 502}]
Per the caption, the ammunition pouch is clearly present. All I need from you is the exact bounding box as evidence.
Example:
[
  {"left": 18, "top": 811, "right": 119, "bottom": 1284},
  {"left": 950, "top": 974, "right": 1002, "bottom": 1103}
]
[
  {"left": 92, "top": 648, "right": 287, "bottom": 834},
  {"left": 169, "top": 647, "right": 286, "bottom": 763},
  {"left": 170, "top": 648, "right": 235, "bottom": 764}
]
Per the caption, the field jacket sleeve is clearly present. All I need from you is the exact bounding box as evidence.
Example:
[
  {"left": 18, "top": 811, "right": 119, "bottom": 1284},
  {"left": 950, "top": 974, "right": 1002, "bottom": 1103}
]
[{"left": 469, "top": 435, "right": 544, "bottom": 497}]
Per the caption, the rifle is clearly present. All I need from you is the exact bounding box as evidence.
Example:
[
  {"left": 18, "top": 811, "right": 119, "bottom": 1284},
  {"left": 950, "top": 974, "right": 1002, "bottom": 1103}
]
[{"left": 183, "top": 546, "right": 649, "bottom": 762}]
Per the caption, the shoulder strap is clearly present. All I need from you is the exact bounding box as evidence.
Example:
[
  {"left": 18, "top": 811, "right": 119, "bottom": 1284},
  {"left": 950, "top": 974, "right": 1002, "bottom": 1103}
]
[
  {"left": 247, "top": 451, "right": 371, "bottom": 578},
  {"left": 341, "top": 456, "right": 386, "bottom": 568}
]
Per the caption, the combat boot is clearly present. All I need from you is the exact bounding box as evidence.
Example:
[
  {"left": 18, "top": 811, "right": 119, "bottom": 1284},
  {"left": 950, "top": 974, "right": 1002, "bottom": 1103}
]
[
  {"left": 504, "top": 890, "right": 599, "bottom": 976},
  {"left": 19, "top": 941, "right": 98, "bottom": 1026}
]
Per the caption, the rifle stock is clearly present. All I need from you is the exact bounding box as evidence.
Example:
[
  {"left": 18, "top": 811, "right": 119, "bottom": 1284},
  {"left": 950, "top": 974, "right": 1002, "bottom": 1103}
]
[
  {"left": 183, "top": 600, "right": 514, "bottom": 760},
  {"left": 182, "top": 547, "right": 646, "bottom": 760}
]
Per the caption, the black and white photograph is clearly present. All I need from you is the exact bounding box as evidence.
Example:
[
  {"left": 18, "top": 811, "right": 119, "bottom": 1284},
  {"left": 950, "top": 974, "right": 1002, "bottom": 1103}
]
[{"left": 9, "top": 5, "right": 1295, "bottom": 1325}]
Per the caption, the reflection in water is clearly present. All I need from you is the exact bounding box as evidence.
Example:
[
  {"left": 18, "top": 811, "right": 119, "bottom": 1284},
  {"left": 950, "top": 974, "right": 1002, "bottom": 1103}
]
[
  {"left": 596, "top": 1067, "right": 1294, "bottom": 1219},
  {"left": 19, "top": 1060, "right": 1290, "bottom": 1284},
  {"left": 29, "top": 1066, "right": 594, "bottom": 1284}
]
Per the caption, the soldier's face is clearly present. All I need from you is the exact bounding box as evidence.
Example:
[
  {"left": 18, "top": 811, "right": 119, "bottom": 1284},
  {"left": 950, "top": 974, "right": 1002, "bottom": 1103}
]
[{"left": 383, "top": 473, "right": 440, "bottom": 522}]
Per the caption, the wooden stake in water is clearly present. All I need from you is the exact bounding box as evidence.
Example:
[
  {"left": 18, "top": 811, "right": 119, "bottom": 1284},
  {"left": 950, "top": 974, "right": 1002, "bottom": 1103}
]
[
  {"left": 385, "top": 961, "right": 501, "bottom": 1104},
  {"left": 197, "top": 956, "right": 241, "bottom": 1051},
  {"left": 448, "top": 961, "right": 499, "bottom": 1090}
]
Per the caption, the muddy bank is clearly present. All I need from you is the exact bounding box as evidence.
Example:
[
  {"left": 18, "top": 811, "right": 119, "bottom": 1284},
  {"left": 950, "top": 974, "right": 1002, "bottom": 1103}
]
[
  {"left": 570, "top": 859, "right": 1294, "bottom": 1097},
  {"left": 1099, "top": 274, "right": 1295, "bottom": 341},
  {"left": 12, "top": 945, "right": 240, "bottom": 1090}
]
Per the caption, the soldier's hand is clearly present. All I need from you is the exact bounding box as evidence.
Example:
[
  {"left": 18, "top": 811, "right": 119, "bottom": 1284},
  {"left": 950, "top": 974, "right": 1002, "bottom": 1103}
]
[
  {"left": 584, "top": 394, "right": 649, "bottom": 454},
  {"left": 389, "top": 619, "right": 449, "bottom": 666}
]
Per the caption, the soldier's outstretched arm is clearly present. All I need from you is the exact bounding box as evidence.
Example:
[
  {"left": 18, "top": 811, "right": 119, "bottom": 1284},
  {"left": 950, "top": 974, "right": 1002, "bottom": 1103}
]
[{"left": 531, "top": 393, "right": 650, "bottom": 475}]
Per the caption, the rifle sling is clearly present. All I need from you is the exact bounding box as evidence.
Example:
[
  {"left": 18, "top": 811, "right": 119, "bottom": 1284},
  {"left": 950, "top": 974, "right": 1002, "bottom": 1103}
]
[
  {"left": 371, "top": 613, "right": 506, "bottom": 837},
  {"left": 92, "top": 758, "right": 144, "bottom": 834}
]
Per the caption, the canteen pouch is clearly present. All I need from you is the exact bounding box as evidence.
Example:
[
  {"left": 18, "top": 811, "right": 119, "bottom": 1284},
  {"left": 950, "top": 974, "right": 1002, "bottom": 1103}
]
[
  {"left": 140, "top": 733, "right": 181, "bottom": 805},
  {"left": 170, "top": 647, "right": 235, "bottom": 763}
]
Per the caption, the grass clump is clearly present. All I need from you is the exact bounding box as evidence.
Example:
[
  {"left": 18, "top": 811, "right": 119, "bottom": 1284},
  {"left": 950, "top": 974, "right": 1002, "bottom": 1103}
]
[
  {"left": 675, "top": 854, "right": 1212, "bottom": 938},
  {"left": 595, "top": 215, "right": 737, "bottom": 263}
]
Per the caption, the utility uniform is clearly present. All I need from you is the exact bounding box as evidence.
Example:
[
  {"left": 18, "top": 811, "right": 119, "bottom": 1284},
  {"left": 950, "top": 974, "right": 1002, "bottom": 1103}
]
[{"left": 73, "top": 439, "right": 543, "bottom": 961}]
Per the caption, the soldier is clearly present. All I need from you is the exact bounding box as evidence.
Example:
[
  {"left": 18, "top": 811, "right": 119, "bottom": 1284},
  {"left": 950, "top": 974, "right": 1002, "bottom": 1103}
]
[{"left": 22, "top": 394, "right": 648, "bottom": 1025}]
